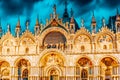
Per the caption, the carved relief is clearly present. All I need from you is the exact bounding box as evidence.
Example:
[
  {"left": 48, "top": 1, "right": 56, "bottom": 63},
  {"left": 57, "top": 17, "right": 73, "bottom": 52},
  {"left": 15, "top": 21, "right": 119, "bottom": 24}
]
[
  {"left": 74, "top": 35, "right": 91, "bottom": 52},
  {"left": 98, "top": 34, "right": 113, "bottom": 50},
  {"left": 117, "top": 35, "right": 120, "bottom": 43},
  {"left": 20, "top": 37, "right": 35, "bottom": 46},
  {"left": 101, "top": 57, "right": 117, "bottom": 66},
  {"left": 77, "top": 58, "right": 92, "bottom": 67},
  {"left": 17, "top": 59, "right": 29, "bottom": 67},
  {"left": 3, "top": 39, "right": 14, "bottom": 46},
  {"left": 2, "top": 69, "right": 9, "bottom": 76},
  {"left": 0, "top": 61, "right": 10, "bottom": 76},
  {"left": 75, "top": 35, "right": 90, "bottom": 44},
  {"left": 43, "top": 53, "right": 63, "bottom": 66},
  {"left": 98, "top": 34, "right": 112, "bottom": 43}
]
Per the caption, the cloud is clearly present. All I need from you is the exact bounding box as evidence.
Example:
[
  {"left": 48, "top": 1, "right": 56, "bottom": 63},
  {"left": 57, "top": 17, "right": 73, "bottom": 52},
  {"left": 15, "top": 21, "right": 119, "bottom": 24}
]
[
  {"left": 0, "top": 0, "right": 42, "bottom": 16},
  {"left": 99, "top": 0, "right": 120, "bottom": 9},
  {"left": 0, "top": 0, "right": 120, "bottom": 33}
]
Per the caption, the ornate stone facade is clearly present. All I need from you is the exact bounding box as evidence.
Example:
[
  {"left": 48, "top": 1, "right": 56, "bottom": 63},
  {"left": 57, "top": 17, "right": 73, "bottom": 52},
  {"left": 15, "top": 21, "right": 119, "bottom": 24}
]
[{"left": 0, "top": 4, "right": 120, "bottom": 80}]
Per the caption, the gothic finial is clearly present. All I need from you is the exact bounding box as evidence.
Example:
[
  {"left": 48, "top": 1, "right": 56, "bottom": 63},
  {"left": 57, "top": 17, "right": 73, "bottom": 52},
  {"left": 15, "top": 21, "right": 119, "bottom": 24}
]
[
  {"left": 53, "top": 4, "right": 56, "bottom": 18},
  {"left": 92, "top": 10, "right": 94, "bottom": 17},
  {"left": 7, "top": 24, "right": 10, "bottom": 32},
  {"left": 53, "top": 4, "right": 56, "bottom": 12},
  {"left": 0, "top": 18, "right": 2, "bottom": 33},
  {"left": 102, "top": 17, "right": 106, "bottom": 27},
  {"left": 63, "top": 0, "right": 69, "bottom": 18},
  {"left": 65, "top": 0, "right": 67, "bottom": 10},
  {"left": 16, "top": 16, "right": 20, "bottom": 27},
  {"left": 36, "top": 15, "right": 39, "bottom": 26},
  {"left": 92, "top": 11, "right": 96, "bottom": 23},
  {"left": 117, "top": 8, "right": 119, "bottom": 16},
  {"left": 70, "top": 8, "right": 74, "bottom": 17},
  {"left": 26, "top": 21, "right": 29, "bottom": 30},
  {"left": 0, "top": 18, "right": 1, "bottom": 27},
  {"left": 81, "top": 18, "right": 84, "bottom": 27}
]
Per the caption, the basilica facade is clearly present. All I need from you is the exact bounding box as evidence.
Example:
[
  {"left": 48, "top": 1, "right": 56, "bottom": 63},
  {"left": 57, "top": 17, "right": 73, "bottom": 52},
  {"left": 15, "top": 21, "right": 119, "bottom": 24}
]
[{"left": 0, "top": 4, "right": 120, "bottom": 80}]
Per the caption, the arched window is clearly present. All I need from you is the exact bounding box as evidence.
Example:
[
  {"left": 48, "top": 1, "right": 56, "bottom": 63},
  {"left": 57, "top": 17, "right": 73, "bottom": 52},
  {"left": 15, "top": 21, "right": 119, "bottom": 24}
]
[
  {"left": 81, "top": 69, "right": 88, "bottom": 79},
  {"left": 109, "top": 44, "right": 112, "bottom": 49},
  {"left": 89, "top": 67, "right": 93, "bottom": 75},
  {"left": 76, "top": 66, "right": 80, "bottom": 75},
  {"left": 7, "top": 48, "right": 10, "bottom": 54},
  {"left": 117, "top": 23, "right": 120, "bottom": 32},
  {"left": 71, "top": 25, "right": 74, "bottom": 29},
  {"left": 112, "top": 66, "right": 117, "bottom": 75},
  {"left": 50, "top": 69, "right": 58, "bottom": 80},
  {"left": 103, "top": 45, "right": 107, "bottom": 50},
  {"left": 81, "top": 46, "right": 85, "bottom": 52},
  {"left": 25, "top": 47, "right": 29, "bottom": 53},
  {"left": 22, "top": 69, "right": 28, "bottom": 79}
]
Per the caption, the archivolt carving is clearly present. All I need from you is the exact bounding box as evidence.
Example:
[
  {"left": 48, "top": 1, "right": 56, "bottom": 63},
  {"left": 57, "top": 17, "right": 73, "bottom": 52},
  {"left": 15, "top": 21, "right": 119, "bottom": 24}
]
[
  {"left": 75, "top": 35, "right": 90, "bottom": 44},
  {"left": 98, "top": 34, "right": 112, "bottom": 43},
  {"left": 2, "top": 69, "right": 10, "bottom": 76},
  {"left": 3, "top": 39, "right": 14, "bottom": 46},
  {"left": 20, "top": 37, "right": 35, "bottom": 46},
  {"left": 0, "top": 61, "right": 10, "bottom": 76},
  {"left": 97, "top": 34, "right": 113, "bottom": 50}
]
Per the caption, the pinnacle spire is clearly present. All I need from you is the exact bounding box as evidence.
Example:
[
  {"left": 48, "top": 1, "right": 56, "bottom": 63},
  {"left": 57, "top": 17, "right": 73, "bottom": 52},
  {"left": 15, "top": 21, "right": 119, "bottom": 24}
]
[
  {"left": 117, "top": 8, "right": 119, "bottom": 16},
  {"left": 70, "top": 8, "right": 74, "bottom": 17},
  {"left": 36, "top": 15, "right": 39, "bottom": 26},
  {"left": 53, "top": 4, "right": 56, "bottom": 19},
  {"left": 81, "top": 18, "right": 84, "bottom": 27},
  {"left": 102, "top": 17, "right": 106, "bottom": 27},
  {"left": 65, "top": 0, "right": 67, "bottom": 11},
  {"left": 92, "top": 11, "right": 96, "bottom": 23},
  {"left": 63, "top": 0, "right": 69, "bottom": 18},
  {"left": 0, "top": 18, "right": 1, "bottom": 28},
  {"left": 7, "top": 24, "right": 10, "bottom": 32},
  {"left": 16, "top": 17, "right": 20, "bottom": 28},
  {"left": 26, "top": 21, "right": 29, "bottom": 30},
  {"left": 0, "top": 18, "right": 2, "bottom": 32}
]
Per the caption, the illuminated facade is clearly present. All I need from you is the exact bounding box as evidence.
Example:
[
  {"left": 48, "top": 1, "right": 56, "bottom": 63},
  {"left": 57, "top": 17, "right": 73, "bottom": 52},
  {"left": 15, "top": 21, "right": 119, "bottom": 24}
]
[{"left": 0, "top": 4, "right": 120, "bottom": 80}]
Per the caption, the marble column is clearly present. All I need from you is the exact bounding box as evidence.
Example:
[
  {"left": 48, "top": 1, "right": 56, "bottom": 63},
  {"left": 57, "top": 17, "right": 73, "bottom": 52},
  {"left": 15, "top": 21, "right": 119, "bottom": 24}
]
[
  {"left": 118, "top": 64, "right": 120, "bottom": 80},
  {"left": 94, "top": 65, "right": 99, "bottom": 80}
]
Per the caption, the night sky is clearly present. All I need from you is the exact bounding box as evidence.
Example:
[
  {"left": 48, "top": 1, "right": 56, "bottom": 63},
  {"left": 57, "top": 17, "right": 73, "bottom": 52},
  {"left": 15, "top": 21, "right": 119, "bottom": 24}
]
[{"left": 0, "top": 0, "right": 120, "bottom": 34}]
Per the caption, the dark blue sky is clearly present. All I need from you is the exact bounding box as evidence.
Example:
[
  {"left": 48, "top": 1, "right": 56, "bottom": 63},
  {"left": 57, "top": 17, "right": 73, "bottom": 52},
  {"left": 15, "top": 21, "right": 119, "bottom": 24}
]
[{"left": 0, "top": 0, "right": 120, "bottom": 34}]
